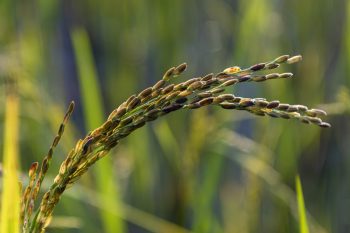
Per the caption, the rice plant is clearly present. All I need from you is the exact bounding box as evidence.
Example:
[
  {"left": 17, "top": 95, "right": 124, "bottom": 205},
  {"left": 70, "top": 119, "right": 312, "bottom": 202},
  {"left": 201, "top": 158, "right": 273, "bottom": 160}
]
[{"left": 18, "top": 54, "right": 330, "bottom": 233}]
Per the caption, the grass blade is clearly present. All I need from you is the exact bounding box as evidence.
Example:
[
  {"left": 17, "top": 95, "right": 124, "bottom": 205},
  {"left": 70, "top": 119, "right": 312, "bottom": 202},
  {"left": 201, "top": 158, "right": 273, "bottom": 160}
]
[
  {"left": 1, "top": 91, "right": 21, "bottom": 233},
  {"left": 296, "top": 175, "right": 310, "bottom": 233},
  {"left": 71, "top": 27, "right": 125, "bottom": 233}
]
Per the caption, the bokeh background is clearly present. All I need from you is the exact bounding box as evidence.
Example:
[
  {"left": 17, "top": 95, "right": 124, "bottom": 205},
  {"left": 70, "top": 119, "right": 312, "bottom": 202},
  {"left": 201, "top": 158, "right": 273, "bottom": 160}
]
[{"left": 1, "top": 0, "right": 350, "bottom": 232}]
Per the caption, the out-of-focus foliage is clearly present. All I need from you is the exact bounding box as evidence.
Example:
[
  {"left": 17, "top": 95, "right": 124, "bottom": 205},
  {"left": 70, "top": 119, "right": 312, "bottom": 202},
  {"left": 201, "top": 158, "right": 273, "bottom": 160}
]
[
  {"left": 0, "top": 0, "right": 349, "bottom": 232},
  {"left": 1, "top": 86, "right": 21, "bottom": 233},
  {"left": 72, "top": 28, "right": 125, "bottom": 233}
]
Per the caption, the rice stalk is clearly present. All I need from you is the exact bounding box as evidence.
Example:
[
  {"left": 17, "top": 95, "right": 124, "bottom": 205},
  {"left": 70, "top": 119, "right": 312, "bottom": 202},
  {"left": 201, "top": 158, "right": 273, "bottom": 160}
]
[{"left": 22, "top": 54, "right": 330, "bottom": 232}]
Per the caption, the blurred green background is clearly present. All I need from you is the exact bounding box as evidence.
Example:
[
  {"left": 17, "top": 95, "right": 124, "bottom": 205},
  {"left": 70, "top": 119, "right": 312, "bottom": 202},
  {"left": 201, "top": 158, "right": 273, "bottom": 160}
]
[{"left": 0, "top": 0, "right": 349, "bottom": 232}]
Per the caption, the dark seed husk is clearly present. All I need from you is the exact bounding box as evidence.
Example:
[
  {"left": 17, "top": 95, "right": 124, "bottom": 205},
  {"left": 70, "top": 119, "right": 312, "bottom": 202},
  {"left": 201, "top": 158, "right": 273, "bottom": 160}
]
[
  {"left": 163, "top": 67, "right": 176, "bottom": 80},
  {"left": 216, "top": 72, "right": 230, "bottom": 79},
  {"left": 153, "top": 80, "right": 166, "bottom": 90},
  {"left": 218, "top": 94, "right": 235, "bottom": 101},
  {"left": 162, "top": 103, "right": 183, "bottom": 113},
  {"left": 198, "top": 92, "right": 213, "bottom": 98},
  {"left": 266, "top": 73, "right": 280, "bottom": 79},
  {"left": 165, "top": 91, "right": 180, "bottom": 101},
  {"left": 252, "top": 75, "right": 266, "bottom": 82},
  {"left": 266, "top": 101, "right": 280, "bottom": 109},
  {"left": 187, "top": 81, "right": 203, "bottom": 91},
  {"left": 146, "top": 108, "right": 160, "bottom": 118},
  {"left": 174, "top": 63, "right": 187, "bottom": 75},
  {"left": 274, "top": 55, "right": 290, "bottom": 63},
  {"left": 266, "top": 63, "right": 280, "bottom": 69},
  {"left": 255, "top": 100, "right": 269, "bottom": 107},
  {"left": 126, "top": 95, "right": 136, "bottom": 105},
  {"left": 138, "top": 87, "right": 153, "bottom": 98},
  {"left": 287, "top": 106, "right": 298, "bottom": 112},
  {"left": 279, "top": 73, "right": 293, "bottom": 79},
  {"left": 119, "top": 116, "right": 133, "bottom": 126},
  {"left": 238, "top": 75, "right": 251, "bottom": 82},
  {"left": 277, "top": 104, "right": 290, "bottom": 111},
  {"left": 211, "top": 88, "right": 225, "bottom": 94},
  {"left": 249, "top": 63, "right": 265, "bottom": 71},
  {"left": 222, "top": 78, "right": 239, "bottom": 86},
  {"left": 198, "top": 97, "right": 214, "bottom": 106},
  {"left": 232, "top": 97, "right": 242, "bottom": 103},
  {"left": 161, "top": 84, "right": 175, "bottom": 95},
  {"left": 187, "top": 103, "right": 201, "bottom": 109},
  {"left": 239, "top": 99, "right": 255, "bottom": 107},
  {"left": 178, "top": 90, "right": 193, "bottom": 97},
  {"left": 183, "top": 78, "right": 201, "bottom": 87},
  {"left": 201, "top": 73, "right": 214, "bottom": 81},
  {"left": 127, "top": 97, "right": 141, "bottom": 111},
  {"left": 296, "top": 105, "right": 308, "bottom": 112}
]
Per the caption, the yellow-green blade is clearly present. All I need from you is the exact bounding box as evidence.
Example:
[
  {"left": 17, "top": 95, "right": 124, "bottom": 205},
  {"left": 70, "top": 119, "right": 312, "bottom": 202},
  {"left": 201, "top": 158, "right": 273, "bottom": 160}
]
[
  {"left": 296, "top": 175, "right": 310, "bottom": 233},
  {"left": 0, "top": 93, "right": 21, "bottom": 233}
]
